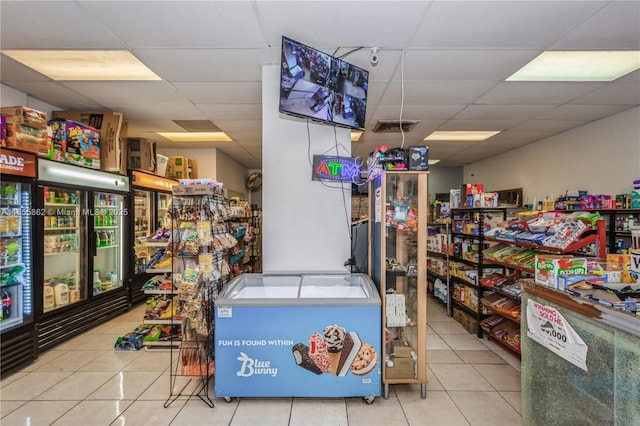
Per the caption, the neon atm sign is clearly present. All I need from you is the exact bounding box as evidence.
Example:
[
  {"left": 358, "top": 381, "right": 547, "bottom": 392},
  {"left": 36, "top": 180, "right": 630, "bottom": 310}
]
[{"left": 311, "top": 155, "right": 361, "bottom": 182}]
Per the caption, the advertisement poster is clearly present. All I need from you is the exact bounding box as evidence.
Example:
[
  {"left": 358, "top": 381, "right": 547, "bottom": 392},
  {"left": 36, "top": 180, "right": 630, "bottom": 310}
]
[
  {"left": 214, "top": 305, "right": 381, "bottom": 398},
  {"left": 526, "top": 299, "right": 588, "bottom": 371}
]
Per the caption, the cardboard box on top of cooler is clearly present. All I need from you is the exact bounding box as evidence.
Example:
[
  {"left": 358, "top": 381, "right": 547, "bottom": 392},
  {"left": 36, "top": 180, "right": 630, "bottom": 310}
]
[
  {"left": 166, "top": 156, "right": 198, "bottom": 180},
  {"left": 127, "top": 137, "right": 156, "bottom": 172},
  {"left": 48, "top": 119, "right": 101, "bottom": 169},
  {"left": 535, "top": 254, "right": 587, "bottom": 289},
  {"left": 51, "top": 111, "right": 125, "bottom": 174},
  {"left": 1, "top": 106, "right": 51, "bottom": 156}
]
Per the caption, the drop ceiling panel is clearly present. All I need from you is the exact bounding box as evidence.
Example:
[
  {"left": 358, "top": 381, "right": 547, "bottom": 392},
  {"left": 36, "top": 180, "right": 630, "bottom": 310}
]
[
  {"left": 84, "top": 1, "right": 266, "bottom": 48},
  {"left": 534, "top": 104, "right": 631, "bottom": 121},
  {"left": 453, "top": 105, "right": 551, "bottom": 121},
  {"left": 114, "top": 103, "right": 207, "bottom": 120},
  {"left": 436, "top": 120, "right": 523, "bottom": 131},
  {"left": 1, "top": 82, "right": 104, "bottom": 110},
  {"left": 381, "top": 82, "right": 496, "bottom": 105},
  {"left": 571, "top": 84, "right": 640, "bottom": 105},
  {"left": 411, "top": 1, "right": 605, "bottom": 48},
  {"left": 550, "top": 1, "right": 640, "bottom": 50},
  {"left": 254, "top": 1, "right": 428, "bottom": 48},
  {"left": 0, "top": 56, "right": 52, "bottom": 83},
  {"left": 507, "top": 120, "right": 589, "bottom": 133},
  {"left": 210, "top": 120, "right": 262, "bottom": 132},
  {"left": 134, "top": 49, "right": 270, "bottom": 82},
  {"left": 126, "top": 120, "right": 186, "bottom": 134},
  {"left": 196, "top": 104, "right": 263, "bottom": 120},
  {"left": 395, "top": 49, "right": 537, "bottom": 82},
  {"left": 62, "top": 81, "right": 188, "bottom": 105},
  {"left": 476, "top": 82, "right": 606, "bottom": 105},
  {"left": 0, "top": 1, "right": 126, "bottom": 49},
  {"left": 173, "top": 82, "right": 262, "bottom": 104},
  {"left": 372, "top": 105, "right": 466, "bottom": 120}
]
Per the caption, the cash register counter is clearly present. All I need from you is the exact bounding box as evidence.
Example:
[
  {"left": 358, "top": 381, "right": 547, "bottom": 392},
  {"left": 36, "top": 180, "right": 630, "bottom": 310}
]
[{"left": 521, "top": 282, "right": 639, "bottom": 425}]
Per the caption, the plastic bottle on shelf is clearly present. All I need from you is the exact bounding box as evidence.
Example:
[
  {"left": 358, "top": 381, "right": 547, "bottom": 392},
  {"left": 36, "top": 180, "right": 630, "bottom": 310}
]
[{"left": 96, "top": 232, "right": 102, "bottom": 248}]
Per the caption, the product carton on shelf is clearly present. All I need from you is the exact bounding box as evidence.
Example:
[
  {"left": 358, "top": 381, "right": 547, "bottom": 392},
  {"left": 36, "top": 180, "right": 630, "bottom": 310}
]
[
  {"left": 0, "top": 115, "right": 6, "bottom": 146},
  {"left": 4, "top": 122, "right": 51, "bottom": 156},
  {"left": 535, "top": 255, "right": 587, "bottom": 289},
  {"left": 48, "top": 119, "right": 101, "bottom": 170},
  {"left": 128, "top": 137, "right": 156, "bottom": 172},
  {"left": 386, "top": 356, "right": 415, "bottom": 380},
  {"left": 0, "top": 106, "right": 47, "bottom": 130},
  {"left": 391, "top": 339, "right": 412, "bottom": 358},
  {"left": 166, "top": 156, "right": 197, "bottom": 180},
  {"left": 156, "top": 154, "right": 169, "bottom": 177},
  {"left": 52, "top": 111, "right": 125, "bottom": 174}
]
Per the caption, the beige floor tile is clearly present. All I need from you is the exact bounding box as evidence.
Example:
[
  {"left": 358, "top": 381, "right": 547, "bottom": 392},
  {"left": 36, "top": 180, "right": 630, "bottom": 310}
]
[
  {"left": 396, "top": 390, "right": 469, "bottom": 425},
  {"left": 499, "top": 391, "right": 522, "bottom": 415},
  {"left": 51, "top": 400, "right": 133, "bottom": 425},
  {"left": 137, "top": 371, "right": 205, "bottom": 401},
  {"left": 429, "top": 364, "right": 493, "bottom": 391},
  {"left": 473, "top": 364, "right": 521, "bottom": 391},
  {"left": 454, "top": 350, "right": 506, "bottom": 364},
  {"left": 87, "top": 371, "right": 162, "bottom": 400},
  {"left": 426, "top": 334, "right": 451, "bottom": 350},
  {"left": 393, "top": 366, "right": 443, "bottom": 392},
  {"left": 172, "top": 397, "right": 235, "bottom": 425},
  {"left": 91, "top": 320, "right": 145, "bottom": 336},
  {"left": 427, "top": 349, "right": 463, "bottom": 364},
  {"left": 289, "top": 398, "right": 348, "bottom": 425},
  {"left": 449, "top": 391, "right": 522, "bottom": 425},
  {"left": 477, "top": 336, "right": 506, "bottom": 351},
  {"left": 77, "top": 349, "right": 142, "bottom": 372},
  {"left": 0, "top": 400, "right": 78, "bottom": 426},
  {"left": 494, "top": 350, "right": 522, "bottom": 372},
  {"left": 111, "top": 399, "right": 185, "bottom": 426},
  {"left": 0, "top": 371, "right": 28, "bottom": 387},
  {"left": 72, "top": 333, "right": 125, "bottom": 351},
  {"left": 35, "top": 371, "right": 115, "bottom": 400},
  {"left": 122, "top": 350, "right": 171, "bottom": 372},
  {"left": 0, "top": 371, "right": 72, "bottom": 400},
  {"left": 441, "top": 334, "right": 488, "bottom": 351},
  {"left": 33, "top": 350, "right": 107, "bottom": 372},
  {"left": 345, "top": 393, "right": 408, "bottom": 426},
  {"left": 20, "top": 350, "right": 64, "bottom": 372},
  {"left": 427, "top": 311, "right": 450, "bottom": 322},
  {"left": 230, "top": 398, "right": 293, "bottom": 425},
  {"left": 429, "top": 320, "right": 468, "bottom": 335},
  {"left": 0, "top": 400, "right": 26, "bottom": 419}
]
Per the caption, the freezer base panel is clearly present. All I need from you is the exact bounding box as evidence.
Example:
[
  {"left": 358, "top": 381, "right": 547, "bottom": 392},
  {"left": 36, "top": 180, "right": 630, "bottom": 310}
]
[
  {"left": 0, "top": 326, "right": 37, "bottom": 378},
  {"left": 37, "top": 290, "right": 128, "bottom": 351}
]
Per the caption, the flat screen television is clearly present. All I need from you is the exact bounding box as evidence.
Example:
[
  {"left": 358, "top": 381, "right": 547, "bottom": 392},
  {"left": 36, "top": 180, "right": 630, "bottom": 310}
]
[{"left": 279, "top": 36, "right": 368, "bottom": 130}]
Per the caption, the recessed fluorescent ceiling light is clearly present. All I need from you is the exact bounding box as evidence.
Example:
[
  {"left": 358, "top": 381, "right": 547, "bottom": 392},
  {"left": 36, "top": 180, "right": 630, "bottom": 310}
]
[
  {"left": 507, "top": 51, "right": 640, "bottom": 82},
  {"left": 428, "top": 159, "right": 440, "bottom": 165},
  {"left": 424, "top": 131, "right": 500, "bottom": 141},
  {"left": 1, "top": 50, "right": 161, "bottom": 81},
  {"left": 157, "top": 132, "right": 232, "bottom": 142},
  {"left": 351, "top": 131, "right": 363, "bottom": 142}
]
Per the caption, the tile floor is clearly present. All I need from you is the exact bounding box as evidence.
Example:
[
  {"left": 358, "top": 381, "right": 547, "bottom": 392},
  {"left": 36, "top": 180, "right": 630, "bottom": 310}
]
[{"left": 0, "top": 297, "right": 522, "bottom": 425}]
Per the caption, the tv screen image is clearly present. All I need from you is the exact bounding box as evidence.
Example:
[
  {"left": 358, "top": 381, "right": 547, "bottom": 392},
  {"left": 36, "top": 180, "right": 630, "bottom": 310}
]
[{"left": 280, "top": 36, "right": 368, "bottom": 130}]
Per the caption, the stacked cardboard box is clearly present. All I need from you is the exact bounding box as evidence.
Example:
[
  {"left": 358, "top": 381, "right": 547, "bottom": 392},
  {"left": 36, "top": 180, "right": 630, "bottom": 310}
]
[
  {"left": 386, "top": 339, "right": 415, "bottom": 379},
  {"left": 166, "top": 156, "right": 198, "bottom": 180},
  {"left": 48, "top": 119, "right": 101, "bottom": 170},
  {"left": 1, "top": 106, "right": 51, "bottom": 156},
  {"left": 127, "top": 137, "right": 156, "bottom": 172},
  {"left": 52, "top": 111, "right": 125, "bottom": 174}
]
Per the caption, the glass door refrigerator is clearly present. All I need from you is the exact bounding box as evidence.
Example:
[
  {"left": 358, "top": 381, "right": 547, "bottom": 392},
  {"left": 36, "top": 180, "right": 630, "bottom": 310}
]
[
  {"left": 0, "top": 149, "right": 37, "bottom": 377},
  {"left": 128, "top": 170, "right": 177, "bottom": 305},
  {"left": 36, "top": 159, "right": 130, "bottom": 352}
]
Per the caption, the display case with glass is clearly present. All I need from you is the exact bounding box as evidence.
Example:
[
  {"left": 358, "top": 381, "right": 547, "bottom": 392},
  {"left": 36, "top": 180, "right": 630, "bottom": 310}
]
[
  {"left": 369, "top": 171, "right": 428, "bottom": 399},
  {"left": 43, "top": 186, "right": 85, "bottom": 312},
  {"left": 92, "top": 191, "right": 126, "bottom": 295}
]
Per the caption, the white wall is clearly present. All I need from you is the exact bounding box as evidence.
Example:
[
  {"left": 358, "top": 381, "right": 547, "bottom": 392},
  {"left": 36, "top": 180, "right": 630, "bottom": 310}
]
[
  {"left": 262, "top": 65, "right": 352, "bottom": 273},
  {"left": 428, "top": 166, "right": 463, "bottom": 197},
  {"left": 464, "top": 107, "right": 640, "bottom": 204},
  {"left": 1, "top": 83, "right": 59, "bottom": 116},
  {"left": 215, "top": 150, "right": 248, "bottom": 198}
]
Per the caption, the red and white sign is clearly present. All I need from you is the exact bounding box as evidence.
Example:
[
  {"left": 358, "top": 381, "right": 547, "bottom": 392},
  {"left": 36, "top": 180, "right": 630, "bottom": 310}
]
[{"left": 0, "top": 148, "right": 36, "bottom": 177}]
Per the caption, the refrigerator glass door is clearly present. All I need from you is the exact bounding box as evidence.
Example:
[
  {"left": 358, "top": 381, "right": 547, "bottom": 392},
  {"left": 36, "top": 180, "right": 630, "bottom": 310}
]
[
  {"left": 43, "top": 186, "right": 86, "bottom": 312},
  {"left": 157, "top": 192, "right": 172, "bottom": 229},
  {"left": 134, "top": 190, "right": 151, "bottom": 240},
  {"left": 0, "top": 181, "right": 34, "bottom": 331},
  {"left": 93, "top": 192, "right": 125, "bottom": 295}
]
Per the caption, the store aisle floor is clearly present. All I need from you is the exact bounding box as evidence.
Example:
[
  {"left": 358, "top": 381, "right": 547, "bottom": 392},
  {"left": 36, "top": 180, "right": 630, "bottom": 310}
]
[{"left": 0, "top": 297, "right": 522, "bottom": 425}]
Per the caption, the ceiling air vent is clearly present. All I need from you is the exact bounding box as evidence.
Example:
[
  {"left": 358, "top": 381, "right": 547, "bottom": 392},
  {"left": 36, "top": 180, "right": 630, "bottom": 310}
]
[{"left": 372, "top": 120, "right": 420, "bottom": 133}]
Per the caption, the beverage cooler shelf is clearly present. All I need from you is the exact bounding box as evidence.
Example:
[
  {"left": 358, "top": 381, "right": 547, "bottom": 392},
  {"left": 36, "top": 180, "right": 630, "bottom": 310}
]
[{"left": 45, "top": 227, "right": 79, "bottom": 231}]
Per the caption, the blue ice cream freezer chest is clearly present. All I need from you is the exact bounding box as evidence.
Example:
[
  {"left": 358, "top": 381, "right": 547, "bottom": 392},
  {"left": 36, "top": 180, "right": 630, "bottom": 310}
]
[{"left": 213, "top": 273, "right": 382, "bottom": 399}]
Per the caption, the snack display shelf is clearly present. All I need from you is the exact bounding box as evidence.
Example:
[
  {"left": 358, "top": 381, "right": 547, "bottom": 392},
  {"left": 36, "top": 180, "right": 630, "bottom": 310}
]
[
  {"left": 480, "top": 284, "right": 521, "bottom": 302},
  {"left": 144, "top": 289, "right": 176, "bottom": 295},
  {"left": 427, "top": 270, "right": 447, "bottom": 283},
  {"left": 143, "top": 340, "right": 176, "bottom": 347},
  {"left": 484, "top": 234, "right": 596, "bottom": 254},
  {"left": 450, "top": 275, "right": 479, "bottom": 289},
  {"left": 483, "top": 303, "right": 521, "bottom": 324},
  {"left": 449, "top": 255, "right": 501, "bottom": 269},
  {"left": 427, "top": 251, "right": 448, "bottom": 259},
  {"left": 452, "top": 232, "right": 483, "bottom": 240},
  {"left": 487, "top": 333, "right": 521, "bottom": 356},
  {"left": 485, "top": 258, "right": 535, "bottom": 274},
  {"left": 146, "top": 268, "right": 172, "bottom": 274},
  {"left": 452, "top": 298, "right": 480, "bottom": 317},
  {"left": 143, "top": 319, "right": 176, "bottom": 325},
  {"left": 146, "top": 241, "right": 170, "bottom": 248}
]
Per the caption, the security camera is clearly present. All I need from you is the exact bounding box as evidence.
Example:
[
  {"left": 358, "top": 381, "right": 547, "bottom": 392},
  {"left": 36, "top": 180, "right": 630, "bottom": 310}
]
[{"left": 370, "top": 47, "right": 379, "bottom": 66}]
